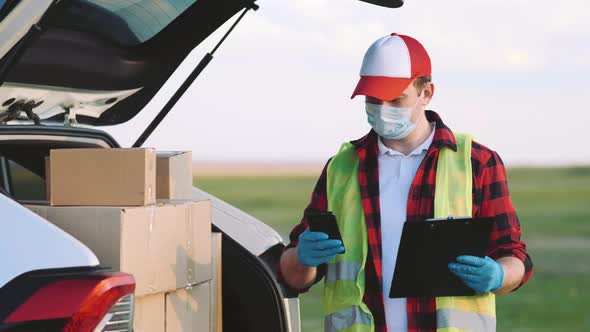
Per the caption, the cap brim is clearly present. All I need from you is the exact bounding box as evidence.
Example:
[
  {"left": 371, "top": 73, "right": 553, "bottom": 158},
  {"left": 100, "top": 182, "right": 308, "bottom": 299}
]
[{"left": 351, "top": 76, "right": 413, "bottom": 101}]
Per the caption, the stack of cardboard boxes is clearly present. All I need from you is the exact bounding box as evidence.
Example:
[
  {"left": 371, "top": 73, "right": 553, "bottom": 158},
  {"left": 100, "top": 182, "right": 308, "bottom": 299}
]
[{"left": 27, "top": 148, "right": 221, "bottom": 332}]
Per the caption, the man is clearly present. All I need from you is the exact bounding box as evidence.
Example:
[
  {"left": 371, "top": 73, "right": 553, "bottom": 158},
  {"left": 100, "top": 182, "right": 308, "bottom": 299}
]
[{"left": 277, "top": 33, "right": 533, "bottom": 332}]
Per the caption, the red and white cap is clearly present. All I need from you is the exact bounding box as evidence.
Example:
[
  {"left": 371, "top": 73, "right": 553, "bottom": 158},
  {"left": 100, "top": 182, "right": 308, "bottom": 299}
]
[{"left": 351, "top": 33, "right": 431, "bottom": 101}]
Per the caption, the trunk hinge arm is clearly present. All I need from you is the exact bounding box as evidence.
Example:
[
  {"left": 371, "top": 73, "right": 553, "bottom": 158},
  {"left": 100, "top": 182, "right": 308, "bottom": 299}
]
[{"left": 132, "top": 2, "right": 258, "bottom": 147}]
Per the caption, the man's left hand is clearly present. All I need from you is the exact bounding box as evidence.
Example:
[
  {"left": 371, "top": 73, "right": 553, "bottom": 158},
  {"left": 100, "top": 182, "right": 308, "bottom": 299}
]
[{"left": 448, "top": 255, "right": 504, "bottom": 294}]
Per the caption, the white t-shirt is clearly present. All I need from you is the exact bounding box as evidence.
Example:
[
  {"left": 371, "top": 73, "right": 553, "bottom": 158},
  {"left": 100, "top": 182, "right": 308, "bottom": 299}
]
[{"left": 378, "top": 124, "right": 435, "bottom": 332}]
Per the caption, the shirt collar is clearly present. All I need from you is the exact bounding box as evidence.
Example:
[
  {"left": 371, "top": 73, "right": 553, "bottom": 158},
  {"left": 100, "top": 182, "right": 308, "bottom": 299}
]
[{"left": 377, "top": 123, "right": 436, "bottom": 157}]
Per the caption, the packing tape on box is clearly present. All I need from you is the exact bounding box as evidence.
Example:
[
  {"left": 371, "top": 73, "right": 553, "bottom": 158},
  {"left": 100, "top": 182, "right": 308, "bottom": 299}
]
[
  {"left": 147, "top": 206, "right": 157, "bottom": 294},
  {"left": 185, "top": 204, "right": 195, "bottom": 289}
]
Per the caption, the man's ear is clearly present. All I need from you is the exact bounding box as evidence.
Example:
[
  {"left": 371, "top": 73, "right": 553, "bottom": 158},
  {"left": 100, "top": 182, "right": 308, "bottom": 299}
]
[{"left": 422, "top": 83, "right": 435, "bottom": 105}]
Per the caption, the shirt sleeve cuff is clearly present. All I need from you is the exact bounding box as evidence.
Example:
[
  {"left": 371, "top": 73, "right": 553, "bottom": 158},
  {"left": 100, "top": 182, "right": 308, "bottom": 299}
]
[{"left": 492, "top": 251, "right": 534, "bottom": 291}]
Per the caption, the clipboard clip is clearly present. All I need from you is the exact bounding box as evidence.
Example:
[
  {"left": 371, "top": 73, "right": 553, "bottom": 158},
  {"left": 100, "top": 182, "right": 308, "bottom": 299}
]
[
  {"left": 425, "top": 215, "right": 455, "bottom": 222},
  {"left": 425, "top": 215, "right": 471, "bottom": 222}
]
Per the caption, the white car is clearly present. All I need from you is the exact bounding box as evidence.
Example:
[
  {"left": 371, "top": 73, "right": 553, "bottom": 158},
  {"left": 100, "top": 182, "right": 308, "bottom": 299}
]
[{"left": 0, "top": 0, "right": 401, "bottom": 331}]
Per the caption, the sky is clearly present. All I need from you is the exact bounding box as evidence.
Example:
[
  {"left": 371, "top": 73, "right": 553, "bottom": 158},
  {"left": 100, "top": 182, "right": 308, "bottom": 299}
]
[{"left": 106, "top": 0, "right": 590, "bottom": 166}]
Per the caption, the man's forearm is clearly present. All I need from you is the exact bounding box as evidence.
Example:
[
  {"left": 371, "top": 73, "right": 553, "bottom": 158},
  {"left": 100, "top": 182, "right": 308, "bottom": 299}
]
[
  {"left": 493, "top": 256, "right": 525, "bottom": 295},
  {"left": 280, "top": 247, "right": 318, "bottom": 290}
]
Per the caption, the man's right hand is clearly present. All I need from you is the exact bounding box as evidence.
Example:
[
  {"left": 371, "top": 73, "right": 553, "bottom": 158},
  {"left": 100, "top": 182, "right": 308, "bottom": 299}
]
[{"left": 297, "top": 228, "right": 345, "bottom": 267}]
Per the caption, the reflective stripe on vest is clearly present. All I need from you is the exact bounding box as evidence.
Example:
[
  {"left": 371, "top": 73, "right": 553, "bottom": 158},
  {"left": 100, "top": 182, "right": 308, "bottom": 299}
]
[
  {"left": 326, "top": 261, "right": 362, "bottom": 283},
  {"left": 325, "top": 306, "right": 373, "bottom": 332},
  {"left": 323, "top": 133, "right": 496, "bottom": 332},
  {"left": 436, "top": 308, "right": 496, "bottom": 331}
]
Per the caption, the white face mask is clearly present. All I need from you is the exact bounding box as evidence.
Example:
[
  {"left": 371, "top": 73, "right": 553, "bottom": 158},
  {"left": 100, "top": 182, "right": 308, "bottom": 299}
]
[{"left": 365, "top": 94, "right": 422, "bottom": 140}]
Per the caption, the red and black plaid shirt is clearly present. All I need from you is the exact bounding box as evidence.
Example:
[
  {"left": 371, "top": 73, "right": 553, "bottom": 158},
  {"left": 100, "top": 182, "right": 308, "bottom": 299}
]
[{"left": 276, "top": 110, "right": 534, "bottom": 332}]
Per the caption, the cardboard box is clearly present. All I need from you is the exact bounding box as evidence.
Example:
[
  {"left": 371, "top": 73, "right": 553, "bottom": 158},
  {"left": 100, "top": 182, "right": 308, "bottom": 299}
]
[
  {"left": 156, "top": 151, "right": 193, "bottom": 200},
  {"left": 211, "top": 233, "right": 222, "bottom": 332},
  {"left": 49, "top": 148, "right": 156, "bottom": 206},
  {"left": 134, "top": 293, "right": 165, "bottom": 332},
  {"left": 166, "top": 282, "right": 211, "bottom": 332},
  {"left": 26, "top": 200, "right": 212, "bottom": 296}
]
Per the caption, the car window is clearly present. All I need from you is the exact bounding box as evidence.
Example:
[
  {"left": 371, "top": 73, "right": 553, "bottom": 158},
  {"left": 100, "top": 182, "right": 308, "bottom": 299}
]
[
  {"left": 0, "top": 157, "right": 46, "bottom": 201},
  {"left": 81, "top": 0, "right": 197, "bottom": 44}
]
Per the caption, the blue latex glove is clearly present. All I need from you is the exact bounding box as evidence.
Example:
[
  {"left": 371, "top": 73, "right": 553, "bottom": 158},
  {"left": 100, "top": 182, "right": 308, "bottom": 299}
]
[
  {"left": 448, "top": 255, "right": 504, "bottom": 294},
  {"left": 296, "top": 228, "right": 345, "bottom": 267}
]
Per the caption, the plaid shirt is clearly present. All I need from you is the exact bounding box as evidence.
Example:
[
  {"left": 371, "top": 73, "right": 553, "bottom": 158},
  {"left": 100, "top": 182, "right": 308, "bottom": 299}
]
[{"left": 276, "top": 110, "right": 534, "bottom": 332}]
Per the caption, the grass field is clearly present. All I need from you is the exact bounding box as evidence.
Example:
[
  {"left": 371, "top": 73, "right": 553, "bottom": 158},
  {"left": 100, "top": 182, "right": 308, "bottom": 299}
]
[{"left": 195, "top": 167, "right": 590, "bottom": 331}]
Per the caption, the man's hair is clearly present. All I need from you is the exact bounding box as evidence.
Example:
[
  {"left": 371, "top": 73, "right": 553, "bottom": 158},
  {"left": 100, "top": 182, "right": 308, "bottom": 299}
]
[{"left": 413, "top": 75, "right": 432, "bottom": 94}]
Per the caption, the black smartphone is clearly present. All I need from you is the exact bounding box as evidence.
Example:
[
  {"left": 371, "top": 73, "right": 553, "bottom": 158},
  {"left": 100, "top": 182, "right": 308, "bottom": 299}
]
[{"left": 304, "top": 209, "right": 345, "bottom": 254}]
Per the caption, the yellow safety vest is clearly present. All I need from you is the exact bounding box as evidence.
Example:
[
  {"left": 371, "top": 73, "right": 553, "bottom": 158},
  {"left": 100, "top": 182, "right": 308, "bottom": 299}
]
[{"left": 323, "top": 133, "right": 495, "bottom": 332}]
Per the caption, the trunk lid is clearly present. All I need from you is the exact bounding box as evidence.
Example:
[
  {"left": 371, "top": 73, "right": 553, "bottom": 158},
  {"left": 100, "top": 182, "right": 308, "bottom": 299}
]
[{"left": 0, "top": 0, "right": 256, "bottom": 127}]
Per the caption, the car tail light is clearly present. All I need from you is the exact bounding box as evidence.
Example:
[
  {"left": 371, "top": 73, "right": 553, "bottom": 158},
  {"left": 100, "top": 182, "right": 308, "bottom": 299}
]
[
  {"left": 91, "top": 294, "right": 135, "bottom": 332},
  {"left": 1, "top": 270, "right": 135, "bottom": 332},
  {"left": 61, "top": 272, "right": 135, "bottom": 332}
]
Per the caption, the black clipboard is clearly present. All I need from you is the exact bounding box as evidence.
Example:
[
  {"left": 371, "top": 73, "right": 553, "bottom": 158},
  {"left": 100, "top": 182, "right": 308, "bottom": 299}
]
[{"left": 389, "top": 216, "right": 494, "bottom": 298}]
